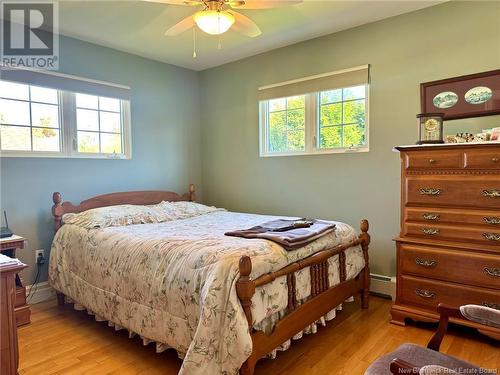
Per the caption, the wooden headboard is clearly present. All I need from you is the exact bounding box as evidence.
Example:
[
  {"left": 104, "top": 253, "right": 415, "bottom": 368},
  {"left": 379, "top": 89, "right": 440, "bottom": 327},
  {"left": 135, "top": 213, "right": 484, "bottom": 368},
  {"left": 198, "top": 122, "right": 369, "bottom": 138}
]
[{"left": 52, "top": 184, "right": 196, "bottom": 233}]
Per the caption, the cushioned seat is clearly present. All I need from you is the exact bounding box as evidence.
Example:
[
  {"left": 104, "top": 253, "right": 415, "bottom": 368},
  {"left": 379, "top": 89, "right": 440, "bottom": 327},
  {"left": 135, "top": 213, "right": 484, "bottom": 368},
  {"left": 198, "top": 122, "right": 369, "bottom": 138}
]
[{"left": 364, "top": 343, "right": 482, "bottom": 375}]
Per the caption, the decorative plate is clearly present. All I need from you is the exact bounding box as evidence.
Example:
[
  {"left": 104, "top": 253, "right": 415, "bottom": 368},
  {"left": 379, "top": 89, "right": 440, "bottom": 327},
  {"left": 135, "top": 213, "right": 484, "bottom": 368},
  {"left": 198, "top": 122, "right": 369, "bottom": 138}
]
[
  {"left": 432, "top": 91, "right": 458, "bottom": 109},
  {"left": 464, "top": 86, "right": 493, "bottom": 105}
]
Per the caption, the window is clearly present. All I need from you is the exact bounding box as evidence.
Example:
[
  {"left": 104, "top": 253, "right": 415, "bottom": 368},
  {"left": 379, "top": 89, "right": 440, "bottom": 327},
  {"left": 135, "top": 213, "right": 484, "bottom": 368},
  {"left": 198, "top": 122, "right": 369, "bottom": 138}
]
[
  {"left": 0, "top": 81, "right": 61, "bottom": 152},
  {"left": 76, "top": 94, "right": 123, "bottom": 154},
  {"left": 0, "top": 72, "right": 131, "bottom": 158},
  {"left": 259, "top": 65, "right": 369, "bottom": 156},
  {"left": 318, "top": 86, "right": 366, "bottom": 149},
  {"left": 267, "top": 95, "right": 306, "bottom": 152}
]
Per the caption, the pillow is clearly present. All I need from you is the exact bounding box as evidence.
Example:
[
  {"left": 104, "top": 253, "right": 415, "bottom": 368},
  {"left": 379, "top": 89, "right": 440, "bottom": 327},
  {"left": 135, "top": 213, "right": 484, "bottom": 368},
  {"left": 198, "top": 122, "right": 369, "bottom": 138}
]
[
  {"left": 420, "top": 365, "right": 458, "bottom": 375},
  {"left": 63, "top": 202, "right": 177, "bottom": 229},
  {"left": 460, "top": 304, "right": 500, "bottom": 329},
  {"left": 167, "top": 201, "right": 225, "bottom": 219}
]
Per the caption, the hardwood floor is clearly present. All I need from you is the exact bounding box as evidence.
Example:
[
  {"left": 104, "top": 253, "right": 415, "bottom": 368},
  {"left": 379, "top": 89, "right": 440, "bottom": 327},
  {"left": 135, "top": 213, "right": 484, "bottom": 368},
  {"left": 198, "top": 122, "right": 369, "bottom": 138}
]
[{"left": 18, "top": 296, "right": 499, "bottom": 375}]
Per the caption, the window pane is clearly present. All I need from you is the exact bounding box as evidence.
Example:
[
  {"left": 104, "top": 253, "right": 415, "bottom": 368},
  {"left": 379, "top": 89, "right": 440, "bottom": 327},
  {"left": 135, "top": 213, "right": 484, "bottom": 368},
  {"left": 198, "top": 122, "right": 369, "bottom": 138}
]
[
  {"left": 77, "top": 131, "right": 99, "bottom": 153},
  {"left": 320, "top": 103, "right": 342, "bottom": 126},
  {"left": 319, "top": 126, "right": 342, "bottom": 149},
  {"left": 321, "top": 89, "right": 342, "bottom": 104},
  {"left": 269, "top": 112, "right": 287, "bottom": 152},
  {"left": 287, "top": 109, "right": 304, "bottom": 130},
  {"left": 0, "top": 81, "right": 29, "bottom": 100},
  {"left": 286, "top": 95, "right": 305, "bottom": 110},
  {"left": 30, "top": 86, "right": 58, "bottom": 104},
  {"left": 0, "top": 99, "right": 30, "bottom": 125},
  {"left": 343, "top": 85, "right": 365, "bottom": 100},
  {"left": 269, "top": 98, "right": 286, "bottom": 112},
  {"left": 100, "top": 112, "right": 121, "bottom": 133},
  {"left": 77, "top": 108, "right": 99, "bottom": 131},
  {"left": 101, "top": 133, "right": 122, "bottom": 154},
  {"left": 343, "top": 99, "right": 365, "bottom": 124},
  {"left": 1, "top": 125, "right": 31, "bottom": 150},
  {"left": 287, "top": 130, "right": 305, "bottom": 151},
  {"left": 76, "top": 93, "right": 98, "bottom": 109},
  {"left": 31, "top": 103, "right": 59, "bottom": 128},
  {"left": 32, "top": 128, "right": 60, "bottom": 151},
  {"left": 99, "top": 97, "right": 120, "bottom": 112},
  {"left": 343, "top": 124, "right": 365, "bottom": 147}
]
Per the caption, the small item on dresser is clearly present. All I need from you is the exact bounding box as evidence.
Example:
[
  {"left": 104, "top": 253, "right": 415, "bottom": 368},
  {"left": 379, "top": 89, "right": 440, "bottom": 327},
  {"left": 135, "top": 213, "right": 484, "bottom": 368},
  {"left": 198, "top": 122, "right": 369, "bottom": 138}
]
[
  {"left": 225, "top": 218, "right": 336, "bottom": 250},
  {"left": 416, "top": 113, "right": 444, "bottom": 144},
  {"left": 490, "top": 127, "right": 500, "bottom": 141}
]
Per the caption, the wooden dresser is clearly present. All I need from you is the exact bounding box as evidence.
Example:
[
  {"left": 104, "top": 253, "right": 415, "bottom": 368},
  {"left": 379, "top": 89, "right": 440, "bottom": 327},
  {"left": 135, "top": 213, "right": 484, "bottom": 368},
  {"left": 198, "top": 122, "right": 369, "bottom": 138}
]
[{"left": 391, "top": 143, "right": 500, "bottom": 328}]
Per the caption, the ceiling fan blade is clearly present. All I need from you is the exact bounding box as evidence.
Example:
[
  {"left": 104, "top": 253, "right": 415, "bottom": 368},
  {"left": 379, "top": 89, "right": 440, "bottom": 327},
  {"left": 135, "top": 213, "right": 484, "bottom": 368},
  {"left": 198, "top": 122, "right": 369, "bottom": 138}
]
[
  {"left": 144, "top": 0, "right": 201, "bottom": 6},
  {"left": 227, "top": 10, "right": 261, "bottom": 37},
  {"left": 165, "top": 15, "right": 195, "bottom": 36},
  {"left": 229, "top": 0, "right": 302, "bottom": 9}
]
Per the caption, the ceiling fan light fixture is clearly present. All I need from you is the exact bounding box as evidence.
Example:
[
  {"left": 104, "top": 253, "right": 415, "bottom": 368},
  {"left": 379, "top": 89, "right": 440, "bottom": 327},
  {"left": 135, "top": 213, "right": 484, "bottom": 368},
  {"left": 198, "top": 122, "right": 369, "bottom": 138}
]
[{"left": 193, "top": 10, "right": 235, "bottom": 35}]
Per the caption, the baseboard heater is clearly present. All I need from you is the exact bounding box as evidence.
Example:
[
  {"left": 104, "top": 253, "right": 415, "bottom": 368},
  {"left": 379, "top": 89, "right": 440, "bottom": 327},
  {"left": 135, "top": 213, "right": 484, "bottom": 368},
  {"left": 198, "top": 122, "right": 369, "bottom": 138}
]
[{"left": 369, "top": 274, "right": 396, "bottom": 300}]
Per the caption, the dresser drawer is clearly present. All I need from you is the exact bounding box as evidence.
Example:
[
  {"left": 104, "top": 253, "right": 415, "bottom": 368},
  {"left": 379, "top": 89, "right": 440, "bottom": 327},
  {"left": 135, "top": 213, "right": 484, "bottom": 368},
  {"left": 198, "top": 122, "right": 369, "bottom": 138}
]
[
  {"left": 406, "top": 207, "right": 500, "bottom": 226},
  {"left": 399, "top": 275, "right": 500, "bottom": 311},
  {"left": 405, "top": 150, "right": 463, "bottom": 170},
  {"left": 404, "top": 222, "right": 500, "bottom": 245},
  {"left": 405, "top": 176, "right": 500, "bottom": 209},
  {"left": 464, "top": 149, "right": 500, "bottom": 169},
  {"left": 399, "top": 244, "right": 500, "bottom": 289}
]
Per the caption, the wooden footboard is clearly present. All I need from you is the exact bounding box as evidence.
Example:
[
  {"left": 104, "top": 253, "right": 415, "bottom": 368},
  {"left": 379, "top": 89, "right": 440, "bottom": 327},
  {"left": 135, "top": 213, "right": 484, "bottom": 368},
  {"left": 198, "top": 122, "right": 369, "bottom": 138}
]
[{"left": 237, "top": 220, "right": 370, "bottom": 375}]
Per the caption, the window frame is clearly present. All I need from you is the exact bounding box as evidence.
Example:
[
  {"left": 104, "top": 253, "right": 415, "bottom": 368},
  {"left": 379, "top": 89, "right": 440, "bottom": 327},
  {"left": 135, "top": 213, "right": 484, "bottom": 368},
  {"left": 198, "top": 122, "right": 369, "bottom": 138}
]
[
  {"left": 0, "top": 83, "right": 132, "bottom": 159},
  {"left": 259, "top": 85, "right": 369, "bottom": 157}
]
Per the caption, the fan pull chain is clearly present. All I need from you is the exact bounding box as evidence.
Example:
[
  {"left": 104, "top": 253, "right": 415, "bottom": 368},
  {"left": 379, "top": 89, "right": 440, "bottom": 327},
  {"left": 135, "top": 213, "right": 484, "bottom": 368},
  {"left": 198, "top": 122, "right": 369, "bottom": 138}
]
[
  {"left": 192, "top": 27, "right": 197, "bottom": 58},
  {"left": 218, "top": 35, "right": 222, "bottom": 50}
]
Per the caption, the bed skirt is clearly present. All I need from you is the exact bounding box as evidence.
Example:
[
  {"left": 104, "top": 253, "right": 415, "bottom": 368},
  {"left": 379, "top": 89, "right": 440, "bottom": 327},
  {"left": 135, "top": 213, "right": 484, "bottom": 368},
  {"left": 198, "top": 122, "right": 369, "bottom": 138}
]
[{"left": 66, "top": 295, "right": 354, "bottom": 361}]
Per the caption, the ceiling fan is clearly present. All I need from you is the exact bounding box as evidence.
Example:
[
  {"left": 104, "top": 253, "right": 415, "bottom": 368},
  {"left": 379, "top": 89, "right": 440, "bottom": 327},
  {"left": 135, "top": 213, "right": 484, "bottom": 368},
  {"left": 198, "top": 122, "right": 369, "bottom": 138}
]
[{"left": 145, "top": 0, "right": 302, "bottom": 37}]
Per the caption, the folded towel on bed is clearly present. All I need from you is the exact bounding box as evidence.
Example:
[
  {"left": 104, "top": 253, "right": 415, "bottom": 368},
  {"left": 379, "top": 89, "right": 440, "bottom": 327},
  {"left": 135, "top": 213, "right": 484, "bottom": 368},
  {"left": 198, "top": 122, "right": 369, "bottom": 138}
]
[{"left": 225, "top": 218, "right": 336, "bottom": 251}]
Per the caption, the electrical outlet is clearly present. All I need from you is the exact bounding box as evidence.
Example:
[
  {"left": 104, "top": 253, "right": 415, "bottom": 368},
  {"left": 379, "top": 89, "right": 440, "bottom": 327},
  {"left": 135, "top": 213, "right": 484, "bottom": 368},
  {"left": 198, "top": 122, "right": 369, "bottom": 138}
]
[{"left": 35, "top": 249, "right": 45, "bottom": 265}]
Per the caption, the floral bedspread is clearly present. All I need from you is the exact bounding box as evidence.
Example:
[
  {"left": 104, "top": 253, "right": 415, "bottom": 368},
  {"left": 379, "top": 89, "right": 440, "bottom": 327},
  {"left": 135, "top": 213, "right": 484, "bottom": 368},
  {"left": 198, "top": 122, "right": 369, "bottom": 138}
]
[{"left": 49, "top": 210, "right": 365, "bottom": 375}]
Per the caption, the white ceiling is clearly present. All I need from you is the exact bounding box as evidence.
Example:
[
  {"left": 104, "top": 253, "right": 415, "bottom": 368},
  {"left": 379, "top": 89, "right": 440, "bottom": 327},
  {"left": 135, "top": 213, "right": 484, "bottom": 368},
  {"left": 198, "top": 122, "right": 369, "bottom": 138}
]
[{"left": 56, "top": 0, "right": 442, "bottom": 71}]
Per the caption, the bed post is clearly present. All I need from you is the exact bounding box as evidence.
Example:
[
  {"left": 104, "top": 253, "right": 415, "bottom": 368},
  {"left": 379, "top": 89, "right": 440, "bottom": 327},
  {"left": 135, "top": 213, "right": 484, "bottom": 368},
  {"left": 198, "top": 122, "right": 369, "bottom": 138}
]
[
  {"left": 236, "top": 256, "right": 256, "bottom": 375},
  {"left": 188, "top": 184, "right": 196, "bottom": 202},
  {"left": 359, "top": 219, "right": 371, "bottom": 309},
  {"left": 52, "top": 192, "right": 63, "bottom": 233},
  {"left": 52, "top": 192, "right": 66, "bottom": 306}
]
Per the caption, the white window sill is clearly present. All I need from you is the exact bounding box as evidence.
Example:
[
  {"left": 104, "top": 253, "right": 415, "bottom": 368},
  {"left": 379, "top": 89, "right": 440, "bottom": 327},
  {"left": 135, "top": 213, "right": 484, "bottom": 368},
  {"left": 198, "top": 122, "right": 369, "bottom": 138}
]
[
  {"left": 0, "top": 151, "right": 131, "bottom": 159},
  {"left": 260, "top": 146, "right": 369, "bottom": 157}
]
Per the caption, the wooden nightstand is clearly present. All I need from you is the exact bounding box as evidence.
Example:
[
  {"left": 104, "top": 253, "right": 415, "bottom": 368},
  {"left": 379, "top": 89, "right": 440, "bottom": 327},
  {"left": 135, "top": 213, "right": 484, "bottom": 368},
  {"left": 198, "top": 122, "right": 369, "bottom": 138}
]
[
  {"left": 0, "top": 235, "right": 31, "bottom": 326},
  {"left": 0, "top": 259, "right": 27, "bottom": 375}
]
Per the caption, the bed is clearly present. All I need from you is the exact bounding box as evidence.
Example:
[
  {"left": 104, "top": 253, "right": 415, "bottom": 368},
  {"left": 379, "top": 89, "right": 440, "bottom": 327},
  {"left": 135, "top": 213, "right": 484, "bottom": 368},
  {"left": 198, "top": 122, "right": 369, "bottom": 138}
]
[{"left": 49, "top": 185, "right": 370, "bottom": 375}]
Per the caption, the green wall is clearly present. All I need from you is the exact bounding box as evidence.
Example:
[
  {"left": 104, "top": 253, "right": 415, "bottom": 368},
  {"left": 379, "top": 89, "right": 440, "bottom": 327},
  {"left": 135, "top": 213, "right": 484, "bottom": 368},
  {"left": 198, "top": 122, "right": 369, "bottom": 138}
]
[
  {"left": 1, "top": 36, "right": 202, "bottom": 284},
  {"left": 199, "top": 1, "right": 500, "bottom": 277}
]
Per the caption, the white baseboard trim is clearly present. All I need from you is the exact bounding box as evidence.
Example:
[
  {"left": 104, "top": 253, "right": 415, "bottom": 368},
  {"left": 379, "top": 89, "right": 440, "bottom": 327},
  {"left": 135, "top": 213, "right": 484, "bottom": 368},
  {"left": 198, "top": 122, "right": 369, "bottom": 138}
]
[
  {"left": 26, "top": 281, "right": 56, "bottom": 305},
  {"left": 370, "top": 274, "right": 396, "bottom": 300}
]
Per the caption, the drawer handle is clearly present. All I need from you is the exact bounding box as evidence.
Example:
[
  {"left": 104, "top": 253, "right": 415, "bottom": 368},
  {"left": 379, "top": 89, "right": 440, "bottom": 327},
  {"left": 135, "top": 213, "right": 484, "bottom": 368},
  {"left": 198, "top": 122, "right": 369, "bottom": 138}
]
[
  {"left": 483, "top": 233, "right": 500, "bottom": 242},
  {"left": 484, "top": 267, "right": 500, "bottom": 278},
  {"left": 484, "top": 217, "right": 500, "bottom": 225},
  {"left": 429, "top": 159, "right": 437, "bottom": 164},
  {"left": 482, "top": 302, "right": 500, "bottom": 310},
  {"left": 483, "top": 190, "right": 500, "bottom": 198},
  {"left": 423, "top": 213, "right": 440, "bottom": 221},
  {"left": 422, "top": 228, "right": 440, "bottom": 236},
  {"left": 415, "top": 288, "right": 436, "bottom": 299},
  {"left": 415, "top": 258, "right": 438, "bottom": 268},
  {"left": 420, "top": 188, "right": 441, "bottom": 196},
  {"left": 492, "top": 157, "right": 499, "bottom": 163}
]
